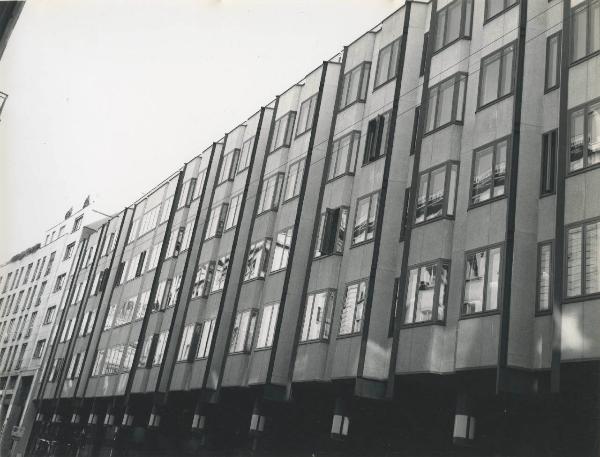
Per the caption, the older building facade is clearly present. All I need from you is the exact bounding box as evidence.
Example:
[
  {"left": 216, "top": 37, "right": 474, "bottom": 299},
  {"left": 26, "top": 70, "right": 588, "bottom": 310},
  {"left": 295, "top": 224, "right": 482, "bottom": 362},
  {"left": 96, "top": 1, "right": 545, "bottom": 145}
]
[{"left": 7, "top": 0, "right": 600, "bottom": 455}]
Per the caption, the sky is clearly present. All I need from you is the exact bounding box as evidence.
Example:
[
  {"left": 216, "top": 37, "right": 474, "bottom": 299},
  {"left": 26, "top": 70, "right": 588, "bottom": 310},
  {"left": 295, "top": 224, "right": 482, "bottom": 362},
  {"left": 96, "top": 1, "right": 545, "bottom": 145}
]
[{"left": 0, "top": 0, "right": 400, "bottom": 263}]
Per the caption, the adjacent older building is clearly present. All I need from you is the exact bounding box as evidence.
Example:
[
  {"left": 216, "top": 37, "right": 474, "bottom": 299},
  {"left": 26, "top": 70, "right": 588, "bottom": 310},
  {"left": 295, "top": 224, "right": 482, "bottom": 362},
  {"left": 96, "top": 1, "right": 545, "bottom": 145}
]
[{"left": 7, "top": 0, "right": 600, "bottom": 456}]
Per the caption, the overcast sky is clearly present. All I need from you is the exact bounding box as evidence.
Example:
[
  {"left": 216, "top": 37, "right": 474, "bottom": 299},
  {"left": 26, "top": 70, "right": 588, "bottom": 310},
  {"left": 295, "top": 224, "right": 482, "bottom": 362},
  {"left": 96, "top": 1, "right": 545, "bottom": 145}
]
[{"left": 0, "top": 0, "right": 400, "bottom": 263}]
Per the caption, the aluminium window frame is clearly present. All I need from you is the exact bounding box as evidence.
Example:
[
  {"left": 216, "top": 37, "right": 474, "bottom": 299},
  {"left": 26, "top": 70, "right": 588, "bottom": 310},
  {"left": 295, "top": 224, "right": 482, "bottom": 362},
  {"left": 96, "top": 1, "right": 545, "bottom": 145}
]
[
  {"left": 255, "top": 302, "right": 280, "bottom": 349},
  {"left": 270, "top": 226, "right": 293, "bottom": 273},
  {"left": 327, "top": 130, "right": 361, "bottom": 182},
  {"left": 544, "top": 31, "right": 562, "bottom": 93},
  {"left": 217, "top": 149, "right": 240, "bottom": 185},
  {"left": 257, "top": 172, "right": 285, "bottom": 215},
  {"left": 314, "top": 206, "right": 350, "bottom": 259},
  {"left": 283, "top": 157, "right": 307, "bottom": 203},
  {"left": 363, "top": 110, "right": 392, "bottom": 166},
  {"left": 270, "top": 111, "right": 297, "bottom": 153},
  {"left": 468, "top": 135, "right": 511, "bottom": 209},
  {"left": 237, "top": 136, "right": 255, "bottom": 174}
]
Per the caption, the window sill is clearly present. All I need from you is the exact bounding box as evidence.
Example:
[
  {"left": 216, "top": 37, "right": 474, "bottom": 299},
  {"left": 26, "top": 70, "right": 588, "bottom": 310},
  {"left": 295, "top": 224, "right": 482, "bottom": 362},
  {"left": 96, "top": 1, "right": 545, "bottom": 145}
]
[
  {"left": 195, "top": 356, "right": 209, "bottom": 361},
  {"left": 563, "top": 292, "right": 600, "bottom": 304},
  {"left": 362, "top": 153, "right": 386, "bottom": 168},
  {"left": 534, "top": 309, "right": 552, "bottom": 317},
  {"left": 432, "top": 36, "right": 471, "bottom": 56},
  {"left": 236, "top": 166, "right": 250, "bottom": 176},
  {"left": 373, "top": 76, "right": 396, "bottom": 93},
  {"left": 242, "top": 276, "right": 266, "bottom": 285},
  {"left": 223, "top": 226, "right": 236, "bottom": 235},
  {"left": 337, "top": 332, "right": 361, "bottom": 340},
  {"left": 350, "top": 238, "right": 375, "bottom": 249},
  {"left": 337, "top": 99, "right": 366, "bottom": 114},
  {"left": 566, "top": 162, "right": 600, "bottom": 179},
  {"left": 326, "top": 172, "right": 355, "bottom": 185},
  {"left": 313, "top": 252, "right": 343, "bottom": 262},
  {"left": 253, "top": 346, "right": 273, "bottom": 352},
  {"left": 544, "top": 84, "right": 559, "bottom": 95},
  {"left": 483, "top": 2, "right": 520, "bottom": 25},
  {"left": 569, "top": 50, "right": 600, "bottom": 68},
  {"left": 269, "top": 144, "right": 291, "bottom": 156},
  {"left": 400, "top": 320, "right": 445, "bottom": 329},
  {"left": 283, "top": 195, "right": 300, "bottom": 205},
  {"left": 215, "top": 178, "right": 234, "bottom": 188},
  {"left": 203, "top": 234, "right": 222, "bottom": 242},
  {"left": 295, "top": 128, "right": 312, "bottom": 140},
  {"left": 459, "top": 309, "right": 500, "bottom": 321},
  {"left": 228, "top": 350, "right": 251, "bottom": 356},
  {"left": 256, "top": 208, "right": 278, "bottom": 218},
  {"left": 476, "top": 92, "right": 514, "bottom": 113},
  {"left": 422, "top": 120, "right": 464, "bottom": 138},
  {"left": 413, "top": 214, "right": 454, "bottom": 229},
  {"left": 208, "top": 288, "right": 223, "bottom": 296},
  {"left": 540, "top": 190, "right": 556, "bottom": 198},
  {"left": 269, "top": 267, "right": 287, "bottom": 276},
  {"left": 467, "top": 194, "right": 507, "bottom": 211},
  {"left": 298, "top": 338, "right": 329, "bottom": 346}
]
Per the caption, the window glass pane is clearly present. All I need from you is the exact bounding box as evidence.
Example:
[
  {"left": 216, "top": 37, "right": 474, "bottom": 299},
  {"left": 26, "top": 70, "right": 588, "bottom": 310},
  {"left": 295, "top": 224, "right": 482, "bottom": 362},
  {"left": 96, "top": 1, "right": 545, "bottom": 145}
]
[
  {"left": 367, "top": 194, "right": 378, "bottom": 241},
  {"left": 447, "top": 164, "right": 458, "bottom": 216},
  {"left": 415, "top": 265, "right": 436, "bottom": 322},
  {"left": 340, "top": 284, "right": 358, "bottom": 334},
  {"left": 472, "top": 147, "right": 493, "bottom": 204},
  {"left": 353, "top": 197, "right": 370, "bottom": 244},
  {"left": 348, "top": 67, "right": 361, "bottom": 105},
  {"left": 353, "top": 282, "right": 366, "bottom": 333},
  {"left": 588, "top": 102, "right": 600, "bottom": 166},
  {"left": 570, "top": 108, "right": 585, "bottom": 171},
  {"left": 585, "top": 222, "right": 600, "bottom": 294},
  {"left": 435, "top": 9, "right": 446, "bottom": 51},
  {"left": 359, "top": 64, "right": 370, "bottom": 100},
  {"left": 404, "top": 269, "right": 418, "bottom": 324},
  {"left": 486, "top": 0, "right": 503, "bottom": 19},
  {"left": 456, "top": 76, "right": 466, "bottom": 122},
  {"left": 538, "top": 244, "right": 552, "bottom": 311},
  {"left": 446, "top": 1, "right": 461, "bottom": 44},
  {"left": 376, "top": 45, "right": 391, "bottom": 86},
  {"left": 592, "top": 1, "right": 600, "bottom": 54},
  {"left": 464, "top": 251, "right": 486, "bottom": 314},
  {"left": 308, "top": 293, "right": 326, "bottom": 340},
  {"left": 426, "top": 167, "right": 445, "bottom": 220},
  {"left": 301, "top": 296, "right": 314, "bottom": 341},
  {"left": 464, "top": 0, "right": 473, "bottom": 35},
  {"left": 426, "top": 86, "right": 439, "bottom": 132},
  {"left": 494, "top": 140, "right": 507, "bottom": 197},
  {"left": 436, "top": 78, "right": 455, "bottom": 127},
  {"left": 572, "top": 6, "right": 587, "bottom": 62},
  {"left": 480, "top": 54, "right": 500, "bottom": 106},
  {"left": 499, "top": 45, "right": 514, "bottom": 97},
  {"left": 486, "top": 248, "right": 501, "bottom": 310},
  {"left": 546, "top": 35, "right": 559, "bottom": 89},
  {"left": 438, "top": 264, "right": 449, "bottom": 320}
]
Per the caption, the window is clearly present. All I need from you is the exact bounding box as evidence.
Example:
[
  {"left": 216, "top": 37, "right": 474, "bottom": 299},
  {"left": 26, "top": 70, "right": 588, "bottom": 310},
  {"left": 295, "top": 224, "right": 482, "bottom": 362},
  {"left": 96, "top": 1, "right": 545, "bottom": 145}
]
[
  {"left": 536, "top": 242, "right": 553, "bottom": 313},
  {"left": 73, "top": 216, "right": 83, "bottom": 232},
  {"left": 192, "top": 261, "right": 215, "bottom": 298},
  {"left": 181, "top": 221, "right": 194, "bottom": 252},
  {"left": 211, "top": 254, "right": 230, "bottom": 292},
  {"left": 541, "top": 130, "right": 557, "bottom": 195},
  {"left": 103, "top": 345, "right": 124, "bottom": 375},
  {"left": 122, "top": 344, "right": 137, "bottom": 371},
  {"left": 271, "top": 228, "right": 293, "bottom": 272},
  {"left": 568, "top": 99, "right": 600, "bottom": 172},
  {"left": 300, "top": 290, "right": 335, "bottom": 342},
  {"left": 434, "top": 0, "right": 473, "bottom": 52},
  {"left": 166, "top": 227, "right": 186, "bottom": 258},
  {"left": 363, "top": 111, "right": 391, "bottom": 165},
  {"left": 229, "top": 309, "right": 258, "bottom": 353},
  {"left": 135, "top": 250, "right": 147, "bottom": 277},
  {"left": 425, "top": 73, "right": 467, "bottom": 133},
  {"left": 374, "top": 38, "right": 401, "bottom": 88},
  {"left": 165, "top": 275, "right": 181, "bottom": 308},
  {"left": 128, "top": 219, "right": 140, "bottom": 244},
  {"left": 545, "top": 32, "right": 561, "bottom": 92},
  {"left": 152, "top": 280, "right": 170, "bottom": 312},
  {"left": 415, "top": 162, "right": 458, "bottom": 224},
  {"left": 352, "top": 192, "right": 379, "bottom": 246},
  {"left": 283, "top": 158, "right": 306, "bottom": 202},
  {"left": 484, "top": 0, "right": 518, "bottom": 22},
  {"left": 571, "top": 0, "right": 600, "bottom": 63},
  {"left": 315, "top": 207, "right": 349, "bottom": 258},
  {"left": 197, "top": 319, "right": 216, "bottom": 358},
  {"left": 339, "top": 280, "right": 367, "bottom": 335},
  {"left": 340, "top": 62, "right": 371, "bottom": 110},
  {"left": 296, "top": 94, "right": 318, "bottom": 136},
  {"left": 256, "top": 303, "right": 279, "bottom": 349},
  {"left": 222, "top": 194, "right": 242, "bottom": 232},
  {"left": 104, "top": 304, "right": 117, "bottom": 330},
  {"left": 92, "top": 350, "right": 105, "bottom": 376},
  {"left": 471, "top": 138, "right": 508, "bottom": 206},
  {"left": 147, "top": 242, "right": 163, "bottom": 271},
  {"left": 218, "top": 149, "right": 240, "bottom": 184},
  {"left": 159, "top": 195, "right": 174, "bottom": 225},
  {"left": 60, "top": 318, "right": 75, "bottom": 342},
  {"left": 328, "top": 131, "right": 360, "bottom": 180},
  {"left": 79, "top": 310, "right": 96, "bottom": 336},
  {"left": 244, "top": 239, "right": 271, "bottom": 281},
  {"left": 566, "top": 219, "right": 600, "bottom": 298},
  {"left": 257, "top": 173, "right": 284, "bottom": 214},
  {"left": 103, "top": 233, "right": 114, "bottom": 256},
  {"left": 238, "top": 137, "right": 254, "bottom": 173},
  {"left": 136, "top": 291, "right": 150, "bottom": 320},
  {"left": 205, "top": 204, "right": 228, "bottom": 239},
  {"left": 271, "top": 111, "right": 296, "bottom": 152},
  {"left": 66, "top": 352, "right": 84, "bottom": 380},
  {"left": 114, "top": 299, "right": 136, "bottom": 326},
  {"left": 53, "top": 274, "right": 66, "bottom": 292},
  {"left": 178, "top": 178, "right": 197, "bottom": 208},
  {"left": 64, "top": 242, "right": 76, "bottom": 260},
  {"left": 33, "top": 339, "right": 46, "bottom": 359},
  {"left": 478, "top": 42, "right": 516, "bottom": 108},
  {"left": 153, "top": 331, "right": 169, "bottom": 365},
  {"left": 399, "top": 189, "right": 411, "bottom": 241},
  {"left": 463, "top": 246, "right": 502, "bottom": 315},
  {"left": 43, "top": 306, "right": 56, "bottom": 324},
  {"left": 48, "top": 358, "right": 64, "bottom": 382},
  {"left": 177, "top": 324, "right": 196, "bottom": 361},
  {"left": 140, "top": 205, "right": 160, "bottom": 236},
  {"left": 45, "top": 252, "right": 56, "bottom": 276},
  {"left": 404, "top": 261, "right": 449, "bottom": 324},
  {"left": 138, "top": 338, "right": 152, "bottom": 368}
]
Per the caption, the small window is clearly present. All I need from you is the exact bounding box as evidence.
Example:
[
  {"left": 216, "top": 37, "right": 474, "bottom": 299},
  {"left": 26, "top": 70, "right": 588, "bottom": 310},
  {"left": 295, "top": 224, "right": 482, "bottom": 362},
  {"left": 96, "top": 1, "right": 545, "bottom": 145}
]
[
  {"left": 314, "top": 207, "right": 349, "bottom": 258},
  {"left": 462, "top": 246, "right": 503, "bottom": 315},
  {"left": 165, "top": 275, "right": 181, "bottom": 308},
  {"left": 192, "top": 261, "right": 215, "bottom": 299},
  {"left": 225, "top": 194, "right": 243, "bottom": 231},
  {"left": 33, "top": 339, "right": 46, "bottom": 359},
  {"left": 229, "top": 309, "right": 258, "bottom": 353},
  {"left": 328, "top": 131, "right": 360, "bottom": 180},
  {"left": 153, "top": 331, "right": 169, "bottom": 365},
  {"left": 566, "top": 219, "right": 600, "bottom": 298},
  {"left": 545, "top": 32, "right": 561, "bottom": 92},
  {"left": 127, "top": 219, "right": 140, "bottom": 244},
  {"left": 300, "top": 290, "right": 335, "bottom": 342},
  {"left": 340, "top": 62, "right": 371, "bottom": 110},
  {"left": 271, "top": 227, "right": 293, "bottom": 272},
  {"left": 244, "top": 239, "right": 272, "bottom": 281},
  {"left": 197, "top": 319, "right": 216, "bottom": 359},
  {"left": 296, "top": 94, "right": 318, "bottom": 137},
  {"left": 484, "top": 0, "right": 518, "bottom": 22},
  {"left": 217, "top": 149, "right": 240, "bottom": 185},
  {"left": 138, "top": 337, "right": 153, "bottom": 368},
  {"left": 92, "top": 350, "right": 105, "bottom": 376},
  {"left": 238, "top": 137, "right": 254, "bottom": 173},
  {"left": 404, "top": 261, "right": 449, "bottom": 324},
  {"left": 53, "top": 274, "right": 66, "bottom": 292},
  {"left": 478, "top": 42, "right": 516, "bottom": 108},
  {"left": 434, "top": 0, "right": 473, "bottom": 52},
  {"left": 73, "top": 216, "right": 83, "bottom": 232},
  {"left": 48, "top": 358, "right": 64, "bottom": 382},
  {"left": 43, "top": 306, "right": 56, "bottom": 324},
  {"left": 363, "top": 111, "right": 391, "bottom": 165},
  {"left": 374, "top": 38, "right": 401, "bottom": 88},
  {"left": 147, "top": 242, "right": 162, "bottom": 271},
  {"left": 256, "top": 303, "right": 279, "bottom": 349},
  {"left": 159, "top": 195, "right": 174, "bottom": 225},
  {"left": 211, "top": 254, "right": 230, "bottom": 292},
  {"left": 166, "top": 226, "right": 186, "bottom": 258},
  {"left": 541, "top": 130, "right": 557, "bottom": 195},
  {"left": 415, "top": 162, "right": 458, "bottom": 224},
  {"left": 122, "top": 344, "right": 137, "bottom": 372},
  {"left": 205, "top": 204, "right": 229, "bottom": 240},
  {"left": 425, "top": 73, "right": 467, "bottom": 133},
  {"left": 257, "top": 173, "right": 284, "bottom": 214},
  {"left": 192, "top": 169, "right": 206, "bottom": 200},
  {"left": 177, "top": 324, "right": 196, "bottom": 362},
  {"left": 178, "top": 178, "right": 197, "bottom": 208},
  {"left": 352, "top": 192, "right": 379, "bottom": 246},
  {"left": 64, "top": 242, "right": 76, "bottom": 260},
  {"left": 284, "top": 158, "right": 306, "bottom": 202},
  {"left": 104, "top": 304, "right": 117, "bottom": 329},
  {"left": 568, "top": 99, "right": 600, "bottom": 173},
  {"left": 271, "top": 111, "right": 297, "bottom": 152},
  {"left": 471, "top": 138, "right": 509, "bottom": 206},
  {"left": 180, "top": 221, "right": 194, "bottom": 252},
  {"left": 339, "top": 280, "right": 367, "bottom": 336},
  {"left": 537, "top": 242, "right": 553, "bottom": 313},
  {"left": 571, "top": 0, "right": 600, "bottom": 63}
]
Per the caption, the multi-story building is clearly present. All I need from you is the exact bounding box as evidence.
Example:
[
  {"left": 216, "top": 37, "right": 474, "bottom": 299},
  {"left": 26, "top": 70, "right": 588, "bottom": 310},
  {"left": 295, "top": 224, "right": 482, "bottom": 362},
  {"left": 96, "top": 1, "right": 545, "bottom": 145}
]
[
  {"left": 0, "top": 200, "right": 108, "bottom": 455},
  {"left": 9, "top": 0, "right": 600, "bottom": 456}
]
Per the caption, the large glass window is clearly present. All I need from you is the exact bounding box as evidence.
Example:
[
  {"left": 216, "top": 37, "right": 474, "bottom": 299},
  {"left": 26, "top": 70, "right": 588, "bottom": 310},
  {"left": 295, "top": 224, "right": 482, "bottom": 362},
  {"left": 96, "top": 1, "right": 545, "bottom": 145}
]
[
  {"left": 568, "top": 99, "right": 600, "bottom": 172},
  {"left": 244, "top": 239, "right": 271, "bottom": 281},
  {"left": 229, "top": 309, "right": 258, "bottom": 353},
  {"left": 328, "top": 131, "right": 360, "bottom": 180},
  {"left": 192, "top": 261, "right": 215, "bottom": 299},
  {"left": 205, "top": 204, "right": 228, "bottom": 239},
  {"left": 257, "top": 173, "right": 284, "bottom": 214},
  {"left": 471, "top": 138, "right": 508, "bottom": 205},
  {"left": 374, "top": 38, "right": 401, "bottom": 88},
  {"left": 537, "top": 242, "right": 553, "bottom": 312},
  {"left": 256, "top": 303, "right": 279, "bottom": 349},
  {"left": 340, "top": 62, "right": 371, "bottom": 109},
  {"left": 271, "top": 227, "right": 293, "bottom": 272},
  {"left": 314, "top": 207, "right": 349, "bottom": 258},
  {"left": 352, "top": 192, "right": 379, "bottom": 246},
  {"left": 363, "top": 111, "right": 391, "bottom": 165},
  {"left": 217, "top": 149, "right": 240, "bottom": 185},
  {"left": 300, "top": 290, "right": 335, "bottom": 342},
  {"left": 211, "top": 254, "right": 230, "bottom": 292},
  {"left": 484, "top": 0, "right": 518, "bottom": 22},
  {"left": 566, "top": 219, "right": 600, "bottom": 298},
  {"left": 571, "top": 0, "right": 600, "bottom": 63},
  {"left": 284, "top": 158, "right": 306, "bottom": 201},
  {"left": 271, "top": 111, "right": 296, "bottom": 152},
  {"left": 296, "top": 94, "right": 318, "bottom": 136},
  {"left": 478, "top": 42, "right": 516, "bottom": 108},
  {"left": 339, "top": 280, "right": 367, "bottom": 335},
  {"left": 463, "top": 246, "right": 502, "bottom": 315},
  {"left": 545, "top": 32, "right": 561, "bottom": 92},
  {"left": 541, "top": 130, "right": 557, "bottom": 195},
  {"left": 425, "top": 73, "right": 467, "bottom": 132},
  {"left": 224, "top": 194, "right": 243, "bottom": 231},
  {"left": 415, "top": 162, "right": 458, "bottom": 224},
  {"left": 404, "top": 261, "right": 449, "bottom": 324},
  {"left": 197, "top": 319, "right": 215, "bottom": 358},
  {"left": 434, "top": 0, "right": 473, "bottom": 52}
]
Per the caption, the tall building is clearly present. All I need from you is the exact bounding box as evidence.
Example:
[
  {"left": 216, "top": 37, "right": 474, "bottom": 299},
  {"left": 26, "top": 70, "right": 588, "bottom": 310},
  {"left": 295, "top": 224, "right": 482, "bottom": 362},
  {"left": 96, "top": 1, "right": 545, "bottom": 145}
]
[
  {"left": 0, "top": 201, "right": 108, "bottom": 456},
  {"left": 9, "top": 0, "right": 600, "bottom": 455}
]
